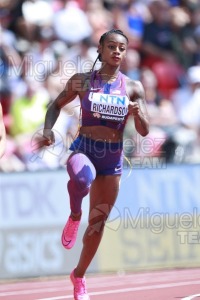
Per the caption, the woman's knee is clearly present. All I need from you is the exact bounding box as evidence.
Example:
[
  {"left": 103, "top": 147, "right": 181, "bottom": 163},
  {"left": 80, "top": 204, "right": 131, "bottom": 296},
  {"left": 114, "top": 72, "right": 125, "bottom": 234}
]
[
  {"left": 67, "top": 153, "right": 96, "bottom": 190},
  {"left": 88, "top": 208, "right": 111, "bottom": 234}
]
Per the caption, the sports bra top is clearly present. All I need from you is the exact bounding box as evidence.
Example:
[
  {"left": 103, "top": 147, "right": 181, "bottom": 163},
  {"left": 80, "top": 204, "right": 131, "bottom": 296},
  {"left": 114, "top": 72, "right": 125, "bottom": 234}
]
[{"left": 80, "top": 70, "right": 130, "bottom": 131}]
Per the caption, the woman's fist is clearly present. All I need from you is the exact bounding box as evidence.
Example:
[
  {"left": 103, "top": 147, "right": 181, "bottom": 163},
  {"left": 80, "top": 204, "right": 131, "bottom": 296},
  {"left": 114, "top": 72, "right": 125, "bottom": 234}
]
[
  {"left": 42, "top": 129, "right": 55, "bottom": 146},
  {"left": 128, "top": 101, "right": 140, "bottom": 116}
]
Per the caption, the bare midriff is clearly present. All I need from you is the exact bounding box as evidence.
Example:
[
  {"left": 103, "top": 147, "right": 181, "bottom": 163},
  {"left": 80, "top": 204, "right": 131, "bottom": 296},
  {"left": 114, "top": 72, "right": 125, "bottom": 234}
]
[{"left": 79, "top": 126, "right": 123, "bottom": 143}]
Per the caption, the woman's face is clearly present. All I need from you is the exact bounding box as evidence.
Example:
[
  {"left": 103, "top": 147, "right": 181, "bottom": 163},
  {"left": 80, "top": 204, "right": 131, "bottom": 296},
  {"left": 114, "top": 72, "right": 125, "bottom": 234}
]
[{"left": 99, "top": 33, "right": 128, "bottom": 67}]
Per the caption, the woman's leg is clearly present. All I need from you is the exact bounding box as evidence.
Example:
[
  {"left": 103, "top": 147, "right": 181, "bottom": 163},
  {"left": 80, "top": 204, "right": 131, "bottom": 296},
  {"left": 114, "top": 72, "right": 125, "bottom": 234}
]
[
  {"left": 67, "top": 152, "right": 96, "bottom": 215},
  {"left": 74, "top": 174, "right": 121, "bottom": 278},
  {"left": 62, "top": 153, "right": 96, "bottom": 250}
]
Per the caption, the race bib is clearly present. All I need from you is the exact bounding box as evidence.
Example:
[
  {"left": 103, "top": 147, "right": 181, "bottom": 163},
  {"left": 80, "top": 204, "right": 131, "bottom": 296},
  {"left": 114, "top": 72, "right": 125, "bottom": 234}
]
[{"left": 88, "top": 92, "right": 129, "bottom": 122}]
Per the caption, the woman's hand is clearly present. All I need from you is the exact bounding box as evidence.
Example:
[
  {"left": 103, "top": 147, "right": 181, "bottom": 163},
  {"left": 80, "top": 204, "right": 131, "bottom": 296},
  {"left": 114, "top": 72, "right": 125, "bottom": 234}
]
[
  {"left": 128, "top": 101, "right": 140, "bottom": 116},
  {"left": 42, "top": 129, "right": 55, "bottom": 146},
  {"left": 33, "top": 129, "right": 55, "bottom": 150},
  {"left": 31, "top": 129, "right": 55, "bottom": 156}
]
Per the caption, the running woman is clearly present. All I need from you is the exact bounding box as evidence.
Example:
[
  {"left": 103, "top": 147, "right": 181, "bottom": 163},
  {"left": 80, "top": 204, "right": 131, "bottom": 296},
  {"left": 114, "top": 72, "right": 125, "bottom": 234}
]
[{"left": 42, "top": 29, "right": 149, "bottom": 300}]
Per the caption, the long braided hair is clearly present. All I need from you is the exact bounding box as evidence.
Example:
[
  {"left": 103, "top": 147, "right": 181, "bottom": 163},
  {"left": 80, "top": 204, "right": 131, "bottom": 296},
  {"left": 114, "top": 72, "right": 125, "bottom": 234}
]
[{"left": 91, "top": 29, "right": 129, "bottom": 72}]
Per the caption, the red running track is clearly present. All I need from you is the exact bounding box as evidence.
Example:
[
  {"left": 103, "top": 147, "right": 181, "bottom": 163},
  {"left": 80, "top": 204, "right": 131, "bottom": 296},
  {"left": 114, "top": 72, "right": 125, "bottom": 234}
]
[{"left": 0, "top": 268, "right": 200, "bottom": 300}]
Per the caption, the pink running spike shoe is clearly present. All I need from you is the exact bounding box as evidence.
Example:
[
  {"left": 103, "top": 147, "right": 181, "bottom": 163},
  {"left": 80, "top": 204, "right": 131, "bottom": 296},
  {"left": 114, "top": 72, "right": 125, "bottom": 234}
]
[
  {"left": 61, "top": 215, "right": 81, "bottom": 249},
  {"left": 70, "top": 269, "right": 90, "bottom": 300}
]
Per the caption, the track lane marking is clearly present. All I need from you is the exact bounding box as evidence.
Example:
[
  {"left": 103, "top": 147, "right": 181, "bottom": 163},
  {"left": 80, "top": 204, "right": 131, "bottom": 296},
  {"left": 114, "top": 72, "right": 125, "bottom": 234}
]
[
  {"left": 182, "top": 295, "right": 200, "bottom": 299},
  {"left": 35, "top": 281, "right": 200, "bottom": 300}
]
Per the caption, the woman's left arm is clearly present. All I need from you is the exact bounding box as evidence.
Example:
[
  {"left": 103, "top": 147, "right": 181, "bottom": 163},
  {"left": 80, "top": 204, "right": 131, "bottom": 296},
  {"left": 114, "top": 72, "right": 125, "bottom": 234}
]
[{"left": 128, "top": 80, "right": 149, "bottom": 137}]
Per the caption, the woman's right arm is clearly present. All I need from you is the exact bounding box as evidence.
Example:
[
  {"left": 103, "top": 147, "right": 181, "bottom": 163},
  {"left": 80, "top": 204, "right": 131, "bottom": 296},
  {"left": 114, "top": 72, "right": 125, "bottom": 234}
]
[{"left": 43, "top": 73, "right": 80, "bottom": 145}]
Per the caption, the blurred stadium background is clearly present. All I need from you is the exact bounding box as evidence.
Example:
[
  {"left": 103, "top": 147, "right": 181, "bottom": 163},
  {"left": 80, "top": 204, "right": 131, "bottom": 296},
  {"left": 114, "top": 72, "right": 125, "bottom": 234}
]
[{"left": 0, "top": 0, "right": 200, "bottom": 281}]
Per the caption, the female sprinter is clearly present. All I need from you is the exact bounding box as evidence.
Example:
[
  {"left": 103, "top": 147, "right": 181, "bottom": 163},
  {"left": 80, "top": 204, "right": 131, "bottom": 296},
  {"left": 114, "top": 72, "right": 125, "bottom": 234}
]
[{"left": 42, "top": 29, "right": 149, "bottom": 300}]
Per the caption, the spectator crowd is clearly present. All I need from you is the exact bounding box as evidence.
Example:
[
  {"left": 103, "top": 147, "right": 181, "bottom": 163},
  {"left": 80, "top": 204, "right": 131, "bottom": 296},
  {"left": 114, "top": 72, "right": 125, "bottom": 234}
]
[{"left": 0, "top": 0, "right": 200, "bottom": 172}]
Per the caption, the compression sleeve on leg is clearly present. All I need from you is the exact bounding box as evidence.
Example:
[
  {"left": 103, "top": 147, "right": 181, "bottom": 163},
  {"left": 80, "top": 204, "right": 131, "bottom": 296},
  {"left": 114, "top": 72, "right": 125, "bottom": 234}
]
[{"left": 67, "top": 153, "right": 96, "bottom": 214}]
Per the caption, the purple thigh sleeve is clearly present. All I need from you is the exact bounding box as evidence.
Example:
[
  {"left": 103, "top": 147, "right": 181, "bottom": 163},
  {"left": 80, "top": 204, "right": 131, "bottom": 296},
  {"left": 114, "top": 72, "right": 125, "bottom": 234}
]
[{"left": 66, "top": 153, "right": 96, "bottom": 214}]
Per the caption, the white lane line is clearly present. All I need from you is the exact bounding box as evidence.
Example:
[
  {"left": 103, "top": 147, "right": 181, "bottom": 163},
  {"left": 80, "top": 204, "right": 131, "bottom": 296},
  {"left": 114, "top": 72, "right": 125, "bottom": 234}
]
[
  {"left": 0, "top": 287, "right": 68, "bottom": 297},
  {"left": 35, "top": 280, "right": 200, "bottom": 300},
  {"left": 182, "top": 294, "right": 200, "bottom": 300}
]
